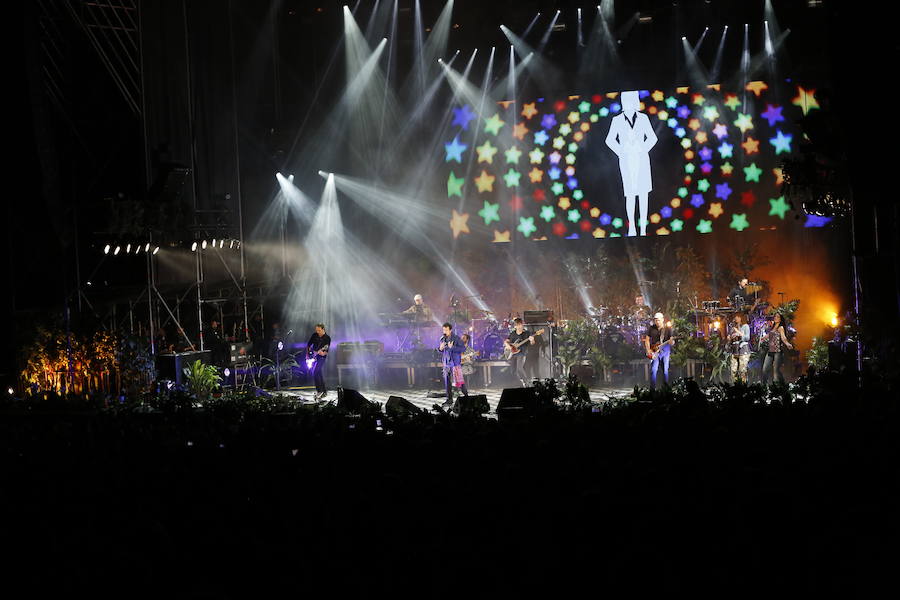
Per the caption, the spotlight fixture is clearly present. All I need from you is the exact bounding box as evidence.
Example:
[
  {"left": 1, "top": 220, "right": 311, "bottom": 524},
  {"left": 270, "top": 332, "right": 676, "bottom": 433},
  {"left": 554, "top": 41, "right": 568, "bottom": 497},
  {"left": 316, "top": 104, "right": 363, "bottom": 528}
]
[
  {"left": 229, "top": 240, "right": 235, "bottom": 248},
  {"left": 191, "top": 242, "right": 198, "bottom": 252},
  {"left": 145, "top": 243, "right": 150, "bottom": 252},
  {"left": 103, "top": 244, "right": 110, "bottom": 255},
  {"left": 114, "top": 246, "right": 121, "bottom": 255},
  {"left": 153, "top": 246, "right": 160, "bottom": 255},
  {"left": 202, "top": 240, "right": 208, "bottom": 249},
  {"left": 126, "top": 243, "right": 131, "bottom": 253}
]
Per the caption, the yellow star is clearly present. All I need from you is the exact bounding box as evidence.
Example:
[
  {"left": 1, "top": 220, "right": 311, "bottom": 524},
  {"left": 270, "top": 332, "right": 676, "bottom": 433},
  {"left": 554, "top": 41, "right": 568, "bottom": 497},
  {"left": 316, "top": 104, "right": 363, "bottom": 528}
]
[
  {"left": 721, "top": 162, "right": 734, "bottom": 175},
  {"left": 676, "top": 86, "right": 689, "bottom": 94},
  {"left": 741, "top": 137, "right": 760, "bottom": 155},
  {"left": 656, "top": 228, "right": 670, "bottom": 236},
  {"left": 558, "top": 197, "right": 571, "bottom": 210},
  {"left": 605, "top": 91, "right": 619, "bottom": 99},
  {"left": 498, "top": 100, "right": 514, "bottom": 109},
  {"left": 706, "top": 83, "right": 721, "bottom": 91},
  {"left": 688, "top": 118, "right": 701, "bottom": 131},
  {"left": 746, "top": 81, "right": 769, "bottom": 97},
  {"left": 513, "top": 122, "right": 529, "bottom": 140},
  {"left": 592, "top": 228, "right": 606, "bottom": 238},
  {"left": 528, "top": 167, "right": 544, "bottom": 183},
  {"left": 650, "top": 213, "right": 661, "bottom": 224},
  {"left": 652, "top": 90, "right": 664, "bottom": 102},
  {"left": 589, "top": 207, "right": 600, "bottom": 218},
  {"left": 773, "top": 167, "right": 784, "bottom": 186},
  {"left": 521, "top": 102, "right": 538, "bottom": 120},
  {"left": 450, "top": 210, "right": 470, "bottom": 238},
  {"left": 709, "top": 202, "right": 724, "bottom": 218},
  {"left": 671, "top": 198, "right": 681, "bottom": 208},
  {"left": 474, "top": 170, "right": 495, "bottom": 192},
  {"left": 492, "top": 229, "right": 511, "bottom": 243},
  {"left": 476, "top": 140, "right": 498, "bottom": 163},
  {"left": 792, "top": 86, "right": 820, "bottom": 115},
  {"left": 695, "top": 131, "right": 708, "bottom": 144}
]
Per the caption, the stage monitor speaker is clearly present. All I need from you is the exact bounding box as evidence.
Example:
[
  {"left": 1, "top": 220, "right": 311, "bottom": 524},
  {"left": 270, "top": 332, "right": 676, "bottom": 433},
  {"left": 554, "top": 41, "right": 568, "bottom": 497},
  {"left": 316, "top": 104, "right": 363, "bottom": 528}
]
[
  {"left": 337, "top": 387, "right": 377, "bottom": 414},
  {"left": 452, "top": 394, "right": 489, "bottom": 417},
  {"left": 497, "top": 387, "right": 539, "bottom": 420},
  {"left": 385, "top": 395, "right": 422, "bottom": 419},
  {"left": 157, "top": 350, "right": 213, "bottom": 384}
]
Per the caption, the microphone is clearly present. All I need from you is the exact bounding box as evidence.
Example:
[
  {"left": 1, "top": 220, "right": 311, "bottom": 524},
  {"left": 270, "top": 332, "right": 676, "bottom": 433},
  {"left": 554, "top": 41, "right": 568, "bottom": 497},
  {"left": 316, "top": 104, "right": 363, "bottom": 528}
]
[{"left": 286, "top": 329, "right": 293, "bottom": 337}]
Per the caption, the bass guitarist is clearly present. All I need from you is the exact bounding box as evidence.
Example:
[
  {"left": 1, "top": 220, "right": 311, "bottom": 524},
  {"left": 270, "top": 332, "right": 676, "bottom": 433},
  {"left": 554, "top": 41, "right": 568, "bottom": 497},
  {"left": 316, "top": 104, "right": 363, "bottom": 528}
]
[{"left": 642, "top": 312, "right": 675, "bottom": 389}]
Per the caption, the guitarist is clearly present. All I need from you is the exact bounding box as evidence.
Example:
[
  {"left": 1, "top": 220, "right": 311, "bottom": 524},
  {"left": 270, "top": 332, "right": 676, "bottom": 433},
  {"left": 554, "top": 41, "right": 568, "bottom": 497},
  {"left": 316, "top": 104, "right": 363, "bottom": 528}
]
[
  {"left": 505, "top": 318, "right": 535, "bottom": 387},
  {"left": 307, "top": 323, "right": 331, "bottom": 400},
  {"left": 642, "top": 312, "right": 675, "bottom": 389}
]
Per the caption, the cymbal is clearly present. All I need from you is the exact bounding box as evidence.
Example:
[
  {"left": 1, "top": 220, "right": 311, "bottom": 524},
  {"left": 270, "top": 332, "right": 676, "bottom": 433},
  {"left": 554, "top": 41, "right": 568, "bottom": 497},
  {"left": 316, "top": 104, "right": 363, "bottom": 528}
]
[{"left": 745, "top": 285, "right": 763, "bottom": 293}]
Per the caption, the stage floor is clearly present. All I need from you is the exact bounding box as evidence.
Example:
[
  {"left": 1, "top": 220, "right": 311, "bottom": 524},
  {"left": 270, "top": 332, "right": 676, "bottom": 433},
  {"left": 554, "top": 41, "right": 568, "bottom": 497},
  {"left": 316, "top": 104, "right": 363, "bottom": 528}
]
[{"left": 271, "top": 385, "right": 636, "bottom": 416}]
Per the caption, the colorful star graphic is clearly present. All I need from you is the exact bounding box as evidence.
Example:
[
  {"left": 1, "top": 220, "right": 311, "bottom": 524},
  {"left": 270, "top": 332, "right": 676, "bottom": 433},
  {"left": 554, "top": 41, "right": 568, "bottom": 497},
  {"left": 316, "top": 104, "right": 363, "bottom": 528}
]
[
  {"left": 688, "top": 118, "right": 701, "bottom": 131},
  {"left": 769, "top": 130, "right": 793, "bottom": 155},
  {"left": 528, "top": 167, "right": 544, "bottom": 183},
  {"left": 724, "top": 94, "right": 741, "bottom": 111},
  {"left": 505, "top": 146, "right": 522, "bottom": 164},
  {"left": 521, "top": 102, "right": 539, "bottom": 120},
  {"left": 666, "top": 96, "right": 678, "bottom": 109},
  {"left": 651, "top": 90, "right": 665, "bottom": 102},
  {"left": 551, "top": 182, "right": 565, "bottom": 196},
  {"left": 715, "top": 182, "right": 732, "bottom": 200},
  {"left": 685, "top": 163, "right": 696, "bottom": 174},
  {"left": 534, "top": 130, "right": 550, "bottom": 146},
  {"left": 745, "top": 81, "right": 769, "bottom": 97},
  {"left": 578, "top": 100, "right": 592, "bottom": 113},
  {"left": 708, "top": 202, "right": 724, "bottom": 218},
  {"left": 692, "top": 93, "right": 705, "bottom": 105},
  {"left": 699, "top": 162, "right": 712, "bottom": 175},
  {"left": 476, "top": 140, "right": 498, "bottom": 163},
  {"left": 741, "top": 137, "right": 760, "bottom": 155},
  {"left": 713, "top": 123, "right": 729, "bottom": 139},
  {"left": 567, "top": 209, "right": 581, "bottom": 223},
  {"left": 697, "top": 219, "right": 713, "bottom": 234},
  {"left": 558, "top": 197, "right": 571, "bottom": 210},
  {"left": 718, "top": 141, "right": 733, "bottom": 158},
  {"left": 452, "top": 105, "right": 476, "bottom": 129},
  {"left": 696, "top": 131, "right": 708, "bottom": 144},
  {"left": 734, "top": 113, "right": 754, "bottom": 133},
  {"left": 792, "top": 86, "right": 819, "bottom": 115},
  {"left": 540, "top": 205, "right": 556, "bottom": 222},
  {"left": 548, "top": 150, "right": 562, "bottom": 164},
  {"left": 690, "top": 194, "right": 705, "bottom": 208},
  {"left": 559, "top": 123, "right": 572, "bottom": 136},
  {"left": 444, "top": 136, "right": 467, "bottom": 162},
  {"left": 450, "top": 209, "right": 470, "bottom": 238},
  {"left": 761, "top": 104, "right": 784, "bottom": 127},
  {"left": 529, "top": 148, "right": 545, "bottom": 164},
  {"left": 702, "top": 105, "right": 720, "bottom": 122},
  {"left": 484, "top": 113, "right": 506, "bottom": 135},
  {"left": 804, "top": 215, "right": 832, "bottom": 228},
  {"left": 773, "top": 168, "right": 784, "bottom": 186},
  {"left": 478, "top": 201, "right": 500, "bottom": 225},
  {"left": 473, "top": 170, "right": 495, "bottom": 193},
  {"left": 493, "top": 230, "right": 511, "bottom": 242},
  {"left": 699, "top": 147, "right": 713, "bottom": 161},
  {"left": 517, "top": 216, "right": 537, "bottom": 237},
  {"left": 552, "top": 137, "right": 565, "bottom": 150},
  {"left": 447, "top": 171, "right": 465, "bottom": 198},
  {"left": 503, "top": 168, "right": 522, "bottom": 187},
  {"left": 548, "top": 167, "right": 561, "bottom": 180},
  {"left": 513, "top": 122, "right": 529, "bottom": 140},
  {"left": 730, "top": 213, "right": 750, "bottom": 231},
  {"left": 743, "top": 162, "right": 763, "bottom": 182},
  {"left": 541, "top": 114, "right": 557, "bottom": 130},
  {"left": 697, "top": 179, "right": 710, "bottom": 193},
  {"left": 677, "top": 105, "right": 691, "bottom": 119},
  {"left": 721, "top": 162, "right": 734, "bottom": 176},
  {"left": 573, "top": 190, "right": 584, "bottom": 201},
  {"left": 567, "top": 111, "right": 580, "bottom": 124},
  {"left": 769, "top": 196, "right": 790, "bottom": 219},
  {"left": 670, "top": 219, "right": 684, "bottom": 232},
  {"left": 593, "top": 228, "right": 606, "bottom": 238},
  {"left": 740, "top": 190, "right": 756, "bottom": 207}
]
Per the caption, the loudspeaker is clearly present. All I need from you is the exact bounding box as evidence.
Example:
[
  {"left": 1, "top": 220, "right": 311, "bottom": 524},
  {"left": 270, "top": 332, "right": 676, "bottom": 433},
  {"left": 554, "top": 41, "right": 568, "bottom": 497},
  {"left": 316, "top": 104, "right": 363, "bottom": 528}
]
[
  {"left": 157, "top": 350, "right": 213, "bottom": 384},
  {"left": 496, "top": 387, "right": 539, "bottom": 420},
  {"left": 452, "top": 394, "right": 489, "bottom": 417},
  {"left": 337, "top": 387, "right": 376, "bottom": 414},
  {"left": 385, "top": 395, "right": 422, "bottom": 419}
]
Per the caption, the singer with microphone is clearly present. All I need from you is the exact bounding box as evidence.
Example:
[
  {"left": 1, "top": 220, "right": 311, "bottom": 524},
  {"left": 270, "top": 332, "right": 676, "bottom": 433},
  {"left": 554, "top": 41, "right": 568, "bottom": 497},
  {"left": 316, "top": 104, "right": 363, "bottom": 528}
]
[
  {"left": 438, "top": 322, "right": 469, "bottom": 409},
  {"left": 728, "top": 313, "right": 751, "bottom": 383},
  {"left": 307, "top": 324, "right": 331, "bottom": 400}
]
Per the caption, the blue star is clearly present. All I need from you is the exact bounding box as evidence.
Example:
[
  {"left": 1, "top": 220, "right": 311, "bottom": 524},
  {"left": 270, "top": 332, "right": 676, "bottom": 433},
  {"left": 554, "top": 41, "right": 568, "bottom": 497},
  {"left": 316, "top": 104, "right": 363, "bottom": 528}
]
[
  {"left": 667, "top": 118, "right": 678, "bottom": 128},
  {"left": 541, "top": 114, "right": 557, "bottom": 130},
  {"left": 660, "top": 206, "right": 672, "bottom": 218},
  {"left": 715, "top": 182, "right": 733, "bottom": 200},
  {"left": 534, "top": 130, "right": 550, "bottom": 146},
  {"left": 638, "top": 90, "right": 650, "bottom": 98},
  {"left": 567, "top": 177, "right": 578, "bottom": 190},
  {"left": 677, "top": 105, "right": 691, "bottom": 119},
  {"left": 675, "top": 127, "right": 686, "bottom": 138},
  {"left": 718, "top": 141, "right": 733, "bottom": 158},
  {"left": 610, "top": 102, "right": 621, "bottom": 113},
  {"left": 548, "top": 166, "right": 561, "bottom": 180},
  {"left": 599, "top": 213, "right": 612, "bottom": 226},
  {"left": 690, "top": 194, "right": 705, "bottom": 208},
  {"left": 761, "top": 104, "right": 784, "bottom": 127},
  {"left": 699, "top": 147, "right": 713, "bottom": 161},
  {"left": 444, "top": 136, "right": 467, "bottom": 163},
  {"left": 769, "top": 129, "right": 793, "bottom": 155},
  {"left": 804, "top": 214, "right": 833, "bottom": 228},
  {"left": 452, "top": 105, "right": 476, "bottom": 130},
  {"left": 566, "top": 233, "right": 580, "bottom": 240}
]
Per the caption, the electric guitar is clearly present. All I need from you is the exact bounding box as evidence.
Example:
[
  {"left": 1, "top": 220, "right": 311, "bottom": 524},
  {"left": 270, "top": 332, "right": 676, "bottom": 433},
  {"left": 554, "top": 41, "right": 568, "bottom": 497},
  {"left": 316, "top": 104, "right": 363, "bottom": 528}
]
[
  {"left": 648, "top": 337, "right": 674, "bottom": 360},
  {"left": 503, "top": 329, "right": 545, "bottom": 360}
]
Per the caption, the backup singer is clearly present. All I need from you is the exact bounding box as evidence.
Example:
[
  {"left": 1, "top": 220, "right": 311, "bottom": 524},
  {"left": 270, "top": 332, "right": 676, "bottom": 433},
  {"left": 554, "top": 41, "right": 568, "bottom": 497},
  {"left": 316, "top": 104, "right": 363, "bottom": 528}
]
[
  {"left": 307, "top": 324, "right": 331, "bottom": 400},
  {"left": 643, "top": 312, "right": 675, "bottom": 389},
  {"left": 438, "top": 322, "right": 468, "bottom": 408},
  {"left": 760, "top": 313, "right": 792, "bottom": 384},
  {"left": 729, "top": 313, "right": 751, "bottom": 383},
  {"left": 505, "top": 318, "right": 535, "bottom": 387},
  {"left": 402, "top": 294, "right": 434, "bottom": 323}
]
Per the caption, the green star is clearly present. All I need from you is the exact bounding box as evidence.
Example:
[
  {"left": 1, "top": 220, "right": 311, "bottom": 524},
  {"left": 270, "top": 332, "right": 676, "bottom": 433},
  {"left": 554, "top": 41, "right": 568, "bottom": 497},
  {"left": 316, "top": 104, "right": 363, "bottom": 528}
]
[
  {"left": 529, "top": 148, "right": 545, "bottom": 164},
  {"left": 559, "top": 124, "right": 572, "bottom": 136},
  {"left": 769, "top": 196, "right": 790, "bottom": 219},
  {"left": 702, "top": 105, "right": 720, "bottom": 122},
  {"left": 611, "top": 217, "right": 623, "bottom": 229},
  {"left": 478, "top": 200, "right": 500, "bottom": 225},
  {"left": 609, "top": 232, "right": 622, "bottom": 238},
  {"left": 685, "top": 163, "right": 696, "bottom": 174},
  {"left": 553, "top": 137, "right": 566, "bottom": 150},
  {"left": 730, "top": 213, "right": 750, "bottom": 231},
  {"left": 743, "top": 162, "right": 763, "bottom": 182},
  {"left": 724, "top": 94, "right": 741, "bottom": 111},
  {"left": 677, "top": 187, "right": 688, "bottom": 198},
  {"left": 572, "top": 189, "right": 584, "bottom": 201},
  {"left": 484, "top": 113, "right": 505, "bottom": 135},
  {"left": 505, "top": 146, "right": 522, "bottom": 164},
  {"left": 447, "top": 171, "right": 465, "bottom": 197},
  {"left": 697, "top": 179, "right": 710, "bottom": 192},
  {"left": 565, "top": 153, "right": 576, "bottom": 165},
  {"left": 567, "top": 209, "right": 581, "bottom": 223},
  {"left": 578, "top": 101, "right": 591, "bottom": 113},
  {"left": 517, "top": 216, "right": 536, "bottom": 237},
  {"left": 590, "top": 114, "right": 598, "bottom": 123},
  {"left": 696, "top": 219, "right": 713, "bottom": 234},
  {"left": 503, "top": 168, "right": 522, "bottom": 187},
  {"left": 599, "top": 107, "right": 609, "bottom": 117},
  {"left": 567, "top": 142, "right": 579, "bottom": 153},
  {"left": 734, "top": 113, "right": 754, "bottom": 133},
  {"left": 476, "top": 140, "right": 498, "bottom": 163},
  {"left": 551, "top": 182, "right": 565, "bottom": 196},
  {"left": 540, "top": 205, "right": 556, "bottom": 222},
  {"left": 665, "top": 96, "right": 678, "bottom": 109},
  {"left": 670, "top": 219, "right": 684, "bottom": 232}
]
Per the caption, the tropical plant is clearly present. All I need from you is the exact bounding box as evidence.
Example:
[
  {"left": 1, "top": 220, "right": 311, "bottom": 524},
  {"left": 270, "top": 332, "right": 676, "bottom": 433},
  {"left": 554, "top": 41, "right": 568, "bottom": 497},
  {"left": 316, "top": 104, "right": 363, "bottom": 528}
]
[
  {"left": 259, "top": 352, "right": 300, "bottom": 388},
  {"left": 182, "top": 359, "right": 222, "bottom": 398},
  {"left": 807, "top": 336, "right": 830, "bottom": 371}
]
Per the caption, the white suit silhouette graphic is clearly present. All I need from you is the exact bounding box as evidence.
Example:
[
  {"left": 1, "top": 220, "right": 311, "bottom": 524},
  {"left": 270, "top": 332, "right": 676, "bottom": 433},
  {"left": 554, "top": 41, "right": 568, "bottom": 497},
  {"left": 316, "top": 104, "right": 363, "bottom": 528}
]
[{"left": 605, "top": 91, "right": 658, "bottom": 236}]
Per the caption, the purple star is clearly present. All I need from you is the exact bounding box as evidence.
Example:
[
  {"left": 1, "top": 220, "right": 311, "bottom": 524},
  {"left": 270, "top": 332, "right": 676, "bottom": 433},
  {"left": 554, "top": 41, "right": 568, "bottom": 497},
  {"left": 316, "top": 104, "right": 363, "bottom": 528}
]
[
  {"left": 700, "top": 162, "right": 713, "bottom": 174},
  {"left": 660, "top": 206, "right": 672, "bottom": 218},
  {"left": 677, "top": 105, "right": 691, "bottom": 119},
  {"left": 698, "top": 147, "right": 713, "bottom": 161},
  {"left": 452, "top": 105, "right": 476, "bottom": 130},
  {"left": 638, "top": 90, "right": 650, "bottom": 98},
  {"left": 715, "top": 182, "right": 733, "bottom": 200},
  {"left": 548, "top": 151, "right": 562, "bottom": 165},
  {"left": 567, "top": 178, "right": 578, "bottom": 190},
  {"left": 712, "top": 123, "right": 729, "bottom": 139},
  {"left": 599, "top": 213, "right": 612, "bottom": 226},
  {"left": 566, "top": 233, "right": 580, "bottom": 240},
  {"left": 690, "top": 194, "right": 705, "bottom": 208},
  {"left": 761, "top": 104, "right": 784, "bottom": 127},
  {"left": 804, "top": 215, "right": 832, "bottom": 228},
  {"left": 548, "top": 167, "right": 561, "bottom": 180},
  {"left": 541, "top": 114, "right": 558, "bottom": 130}
]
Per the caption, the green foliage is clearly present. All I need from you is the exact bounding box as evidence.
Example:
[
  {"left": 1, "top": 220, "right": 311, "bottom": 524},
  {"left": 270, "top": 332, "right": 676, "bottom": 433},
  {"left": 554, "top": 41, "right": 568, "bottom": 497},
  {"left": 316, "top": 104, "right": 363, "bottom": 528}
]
[
  {"left": 259, "top": 353, "right": 300, "bottom": 387},
  {"left": 182, "top": 360, "right": 222, "bottom": 398},
  {"left": 807, "top": 336, "right": 830, "bottom": 371}
]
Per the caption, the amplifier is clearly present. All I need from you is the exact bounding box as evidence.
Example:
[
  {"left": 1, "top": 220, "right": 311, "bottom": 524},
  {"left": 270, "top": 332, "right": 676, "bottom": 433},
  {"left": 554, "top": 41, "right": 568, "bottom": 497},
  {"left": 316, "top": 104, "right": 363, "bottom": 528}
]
[
  {"left": 524, "top": 310, "right": 554, "bottom": 324},
  {"left": 229, "top": 342, "right": 254, "bottom": 364},
  {"left": 158, "top": 350, "right": 213, "bottom": 384},
  {"left": 336, "top": 341, "right": 384, "bottom": 364}
]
